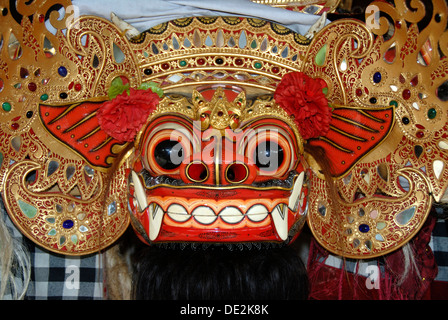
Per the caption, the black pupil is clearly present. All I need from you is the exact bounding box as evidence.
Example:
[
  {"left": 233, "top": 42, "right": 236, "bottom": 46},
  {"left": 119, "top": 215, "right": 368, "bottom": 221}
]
[
  {"left": 154, "top": 140, "right": 184, "bottom": 170},
  {"left": 254, "top": 141, "right": 284, "bottom": 171}
]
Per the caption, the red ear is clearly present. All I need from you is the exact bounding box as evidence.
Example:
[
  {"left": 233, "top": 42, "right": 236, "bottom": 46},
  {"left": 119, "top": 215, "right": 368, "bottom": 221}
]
[
  {"left": 39, "top": 100, "right": 127, "bottom": 169},
  {"left": 308, "top": 105, "right": 395, "bottom": 177}
]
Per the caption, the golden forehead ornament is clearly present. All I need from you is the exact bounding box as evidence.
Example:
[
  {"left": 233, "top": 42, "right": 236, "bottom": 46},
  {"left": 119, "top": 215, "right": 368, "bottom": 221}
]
[{"left": 0, "top": 0, "right": 447, "bottom": 258}]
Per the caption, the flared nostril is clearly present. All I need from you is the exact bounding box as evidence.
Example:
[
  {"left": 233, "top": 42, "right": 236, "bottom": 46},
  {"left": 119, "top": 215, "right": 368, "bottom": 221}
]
[
  {"left": 225, "top": 162, "right": 249, "bottom": 183},
  {"left": 186, "top": 161, "right": 209, "bottom": 182}
]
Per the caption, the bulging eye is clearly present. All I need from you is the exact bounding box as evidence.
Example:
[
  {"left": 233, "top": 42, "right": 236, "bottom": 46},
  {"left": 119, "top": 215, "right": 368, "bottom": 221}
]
[
  {"left": 243, "top": 127, "right": 295, "bottom": 177},
  {"left": 254, "top": 141, "right": 284, "bottom": 172},
  {"left": 154, "top": 140, "right": 185, "bottom": 170},
  {"left": 139, "top": 119, "right": 193, "bottom": 175}
]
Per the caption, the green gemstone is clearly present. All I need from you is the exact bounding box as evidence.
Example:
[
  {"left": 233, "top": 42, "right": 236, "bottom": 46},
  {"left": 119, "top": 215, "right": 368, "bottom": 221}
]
[
  {"left": 18, "top": 200, "right": 37, "bottom": 218},
  {"left": 389, "top": 100, "right": 398, "bottom": 107},
  {"left": 71, "top": 234, "right": 78, "bottom": 244},
  {"left": 395, "top": 206, "right": 416, "bottom": 226},
  {"left": 254, "top": 62, "right": 262, "bottom": 69},
  {"left": 315, "top": 44, "right": 327, "bottom": 66},
  {"left": 251, "top": 40, "right": 257, "bottom": 49},
  {"left": 0, "top": 152, "right": 3, "bottom": 168},
  {"left": 2, "top": 102, "right": 11, "bottom": 111},
  {"left": 40, "top": 93, "right": 49, "bottom": 101},
  {"left": 427, "top": 108, "right": 437, "bottom": 119},
  {"left": 179, "top": 60, "right": 187, "bottom": 67},
  {"left": 46, "top": 217, "right": 56, "bottom": 224},
  {"left": 376, "top": 221, "right": 386, "bottom": 230},
  {"left": 48, "top": 228, "right": 57, "bottom": 236}
]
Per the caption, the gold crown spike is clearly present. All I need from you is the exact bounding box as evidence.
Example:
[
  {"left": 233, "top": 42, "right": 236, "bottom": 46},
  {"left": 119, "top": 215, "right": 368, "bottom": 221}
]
[{"left": 192, "top": 87, "right": 246, "bottom": 130}]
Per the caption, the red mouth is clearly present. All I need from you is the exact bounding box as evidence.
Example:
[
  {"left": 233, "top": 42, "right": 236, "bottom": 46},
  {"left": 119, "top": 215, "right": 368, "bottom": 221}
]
[{"left": 128, "top": 171, "right": 308, "bottom": 245}]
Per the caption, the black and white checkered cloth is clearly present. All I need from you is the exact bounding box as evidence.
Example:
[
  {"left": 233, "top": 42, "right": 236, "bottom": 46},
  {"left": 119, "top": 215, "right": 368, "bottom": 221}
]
[
  {"left": 431, "top": 213, "right": 448, "bottom": 284},
  {"left": 1, "top": 196, "right": 104, "bottom": 300},
  {"left": 23, "top": 240, "right": 104, "bottom": 300}
]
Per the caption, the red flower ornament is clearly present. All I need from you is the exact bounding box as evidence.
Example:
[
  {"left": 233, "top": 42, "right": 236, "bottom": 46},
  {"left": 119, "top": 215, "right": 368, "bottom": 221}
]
[
  {"left": 97, "top": 88, "right": 160, "bottom": 142},
  {"left": 274, "top": 72, "right": 332, "bottom": 139}
]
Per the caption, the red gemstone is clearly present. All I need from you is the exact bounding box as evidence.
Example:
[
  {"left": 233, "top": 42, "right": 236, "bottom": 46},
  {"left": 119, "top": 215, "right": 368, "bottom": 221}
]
[
  {"left": 395, "top": 20, "right": 402, "bottom": 29},
  {"left": 235, "top": 58, "right": 244, "bottom": 66},
  {"left": 20, "top": 67, "right": 29, "bottom": 79},
  {"left": 399, "top": 74, "right": 406, "bottom": 83},
  {"left": 161, "top": 63, "right": 170, "bottom": 70},
  {"left": 416, "top": 131, "right": 424, "bottom": 138},
  {"left": 356, "top": 88, "right": 363, "bottom": 96},
  {"left": 39, "top": 14, "right": 45, "bottom": 23},
  {"left": 271, "top": 66, "right": 280, "bottom": 73},
  {"left": 74, "top": 83, "right": 82, "bottom": 91},
  {"left": 410, "top": 75, "right": 418, "bottom": 87},
  {"left": 27, "top": 82, "right": 37, "bottom": 92},
  {"left": 384, "top": 46, "right": 396, "bottom": 63},
  {"left": 11, "top": 123, "right": 19, "bottom": 130},
  {"left": 415, "top": 124, "right": 425, "bottom": 129},
  {"left": 402, "top": 89, "right": 411, "bottom": 100},
  {"left": 68, "top": 82, "right": 74, "bottom": 90},
  {"left": 197, "top": 58, "right": 206, "bottom": 65}
]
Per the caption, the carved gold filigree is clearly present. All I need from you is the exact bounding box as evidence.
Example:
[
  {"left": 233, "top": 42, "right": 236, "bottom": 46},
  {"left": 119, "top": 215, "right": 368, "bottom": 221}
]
[
  {"left": 0, "top": 0, "right": 132, "bottom": 254},
  {"left": 132, "top": 17, "right": 310, "bottom": 97},
  {"left": 306, "top": 0, "right": 447, "bottom": 258},
  {"left": 0, "top": 0, "right": 446, "bottom": 259}
]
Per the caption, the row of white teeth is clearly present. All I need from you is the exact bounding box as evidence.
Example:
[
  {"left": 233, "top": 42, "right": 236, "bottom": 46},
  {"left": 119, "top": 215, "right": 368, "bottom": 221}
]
[{"left": 130, "top": 171, "right": 305, "bottom": 242}]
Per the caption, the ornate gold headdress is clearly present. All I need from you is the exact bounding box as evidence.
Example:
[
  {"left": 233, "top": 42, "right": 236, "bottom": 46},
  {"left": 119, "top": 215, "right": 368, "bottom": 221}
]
[
  {"left": 305, "top": 0, "right": 448, "bottom": 258},
  {"left": 0, "top": 0, "right": 446, "bottom": 259}
]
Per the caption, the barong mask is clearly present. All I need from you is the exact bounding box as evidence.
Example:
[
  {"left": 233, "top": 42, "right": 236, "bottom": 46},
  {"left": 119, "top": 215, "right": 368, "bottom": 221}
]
[{"left": 0, "top": 0, "right": 447, "bottom": 259}]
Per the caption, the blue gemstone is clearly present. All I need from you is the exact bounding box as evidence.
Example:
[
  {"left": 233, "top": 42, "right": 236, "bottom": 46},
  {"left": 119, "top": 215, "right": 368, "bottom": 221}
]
[
  {"left": 62, "top": 219, "right": 74, "bottom": 229},
  {"left": 359, "top": 223, "right": 370, "bottom": 233},
  {"left": 58, "top": 66, "right": 68, "bottom": 77},
  {"left": 373, "top": 72, "right": 382, "bottom": 83}
]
